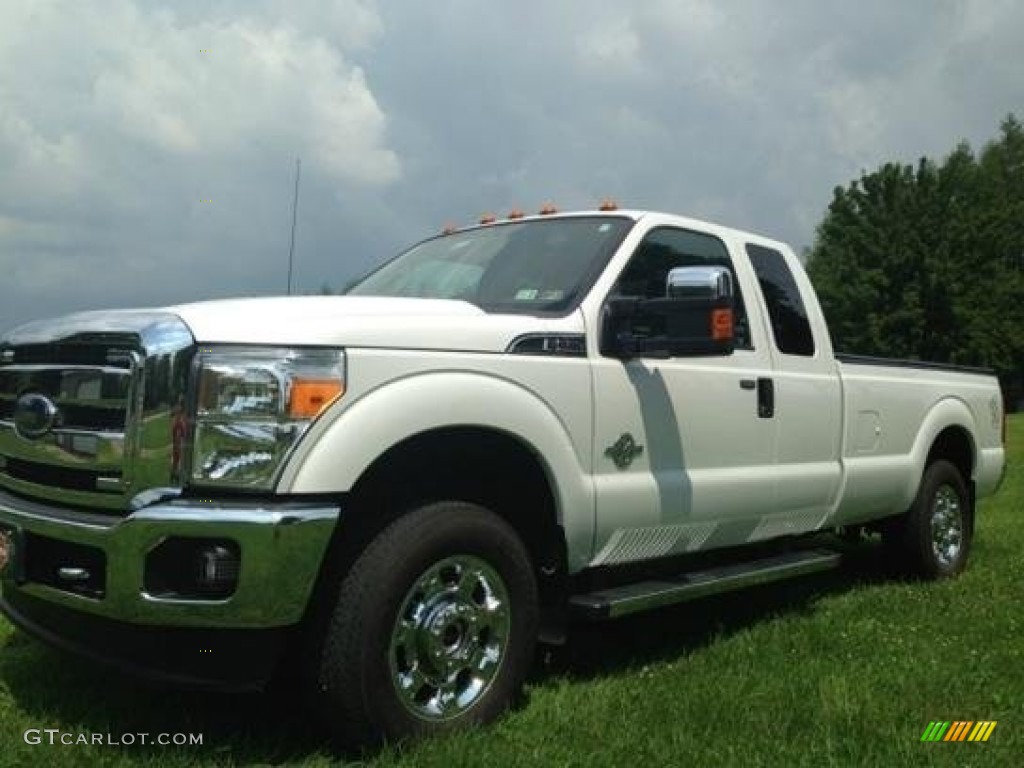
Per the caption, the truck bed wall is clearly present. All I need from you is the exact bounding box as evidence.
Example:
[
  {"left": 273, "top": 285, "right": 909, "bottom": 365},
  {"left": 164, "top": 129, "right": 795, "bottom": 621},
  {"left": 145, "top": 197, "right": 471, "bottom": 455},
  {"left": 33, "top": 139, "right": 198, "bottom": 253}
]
[{"left": 830, "top": 359, "right": 1004, "bottom": 526}]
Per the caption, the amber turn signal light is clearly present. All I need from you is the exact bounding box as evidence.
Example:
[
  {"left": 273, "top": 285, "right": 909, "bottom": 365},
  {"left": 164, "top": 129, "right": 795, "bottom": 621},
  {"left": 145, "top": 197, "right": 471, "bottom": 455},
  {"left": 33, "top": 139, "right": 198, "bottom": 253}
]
[
  {"left": 289, "top": 379, "right": 344, "bottom": 419},
  {"left": 711, "top": 308, "right": 734, "bottom": 341}
]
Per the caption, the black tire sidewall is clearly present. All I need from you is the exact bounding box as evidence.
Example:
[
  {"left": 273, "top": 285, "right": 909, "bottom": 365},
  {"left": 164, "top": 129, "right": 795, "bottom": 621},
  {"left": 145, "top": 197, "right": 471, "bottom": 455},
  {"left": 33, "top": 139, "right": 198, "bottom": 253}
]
[
  {"left": 907, "top": 460, "right": 972, "bottom": 579},
  {"left": 320, "top": 501, "right": 538, "bottom": 746}
]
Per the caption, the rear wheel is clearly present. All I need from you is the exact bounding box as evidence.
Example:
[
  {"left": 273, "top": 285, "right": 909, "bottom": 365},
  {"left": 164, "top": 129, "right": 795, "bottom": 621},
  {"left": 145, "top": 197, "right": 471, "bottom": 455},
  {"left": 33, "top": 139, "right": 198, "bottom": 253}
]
[
  {"left": 313, "top": 501, "right": 538, "bottom": 749},
  {"left": 883, "top": 460, "right": 972, "bottom": 579}
]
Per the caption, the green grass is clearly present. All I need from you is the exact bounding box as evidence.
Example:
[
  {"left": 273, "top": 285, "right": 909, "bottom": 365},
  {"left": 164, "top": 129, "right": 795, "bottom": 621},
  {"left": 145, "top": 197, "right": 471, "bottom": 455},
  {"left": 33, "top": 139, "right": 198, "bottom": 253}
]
[{"left": 2, "top": 418, "right": 1023, "bottom": 767}]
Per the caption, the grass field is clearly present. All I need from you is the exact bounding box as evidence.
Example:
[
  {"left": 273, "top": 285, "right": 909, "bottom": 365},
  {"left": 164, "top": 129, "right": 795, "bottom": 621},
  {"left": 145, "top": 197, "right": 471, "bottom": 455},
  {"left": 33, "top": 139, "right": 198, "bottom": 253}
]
[{"left": 1, "top": 418, "right": 1021, "bottom": 767}]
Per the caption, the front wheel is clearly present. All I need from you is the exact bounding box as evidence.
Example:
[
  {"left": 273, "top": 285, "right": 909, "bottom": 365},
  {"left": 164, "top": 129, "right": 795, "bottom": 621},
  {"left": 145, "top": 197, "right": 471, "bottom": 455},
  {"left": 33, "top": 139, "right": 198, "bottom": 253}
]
[
  {"left": 883, "top": 460, "right": 972, "bottom": 579},
  {"left": 313, "top": 501, "right": 538, "bottom": 749}
]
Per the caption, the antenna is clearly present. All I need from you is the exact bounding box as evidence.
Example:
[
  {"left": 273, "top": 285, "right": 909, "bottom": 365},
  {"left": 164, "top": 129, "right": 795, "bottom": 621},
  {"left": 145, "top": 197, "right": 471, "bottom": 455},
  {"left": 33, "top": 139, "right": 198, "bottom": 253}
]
[{"left": 286, "top": 157, "right": 301, "bottom": 295}]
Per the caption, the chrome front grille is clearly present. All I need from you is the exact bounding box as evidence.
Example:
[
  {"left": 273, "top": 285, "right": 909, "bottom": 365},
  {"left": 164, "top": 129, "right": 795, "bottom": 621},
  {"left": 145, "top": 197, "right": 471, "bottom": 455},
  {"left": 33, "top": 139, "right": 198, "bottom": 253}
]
[
  {"left": 0, "top": 355, "right": 138, "bottom": 509},
  {"left": 0, "top": 312, "right": 195, "bottom": 513}
]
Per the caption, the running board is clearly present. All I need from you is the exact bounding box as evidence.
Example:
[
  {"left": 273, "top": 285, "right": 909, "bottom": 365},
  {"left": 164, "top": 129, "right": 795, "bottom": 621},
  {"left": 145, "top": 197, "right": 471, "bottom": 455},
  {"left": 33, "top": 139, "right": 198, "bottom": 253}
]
[{"left": 570, "top": 548, "right": 842, "bottom": 620}]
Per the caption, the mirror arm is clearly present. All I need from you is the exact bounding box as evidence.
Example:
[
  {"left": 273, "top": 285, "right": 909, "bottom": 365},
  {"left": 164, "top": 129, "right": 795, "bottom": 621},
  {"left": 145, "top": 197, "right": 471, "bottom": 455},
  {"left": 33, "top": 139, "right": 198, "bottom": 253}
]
[
  {"left": 613, "top": 331, "right": 673, "bottom": 360},
  {"left": 614, "top": 331, "right": 637, "bottom": 359}
]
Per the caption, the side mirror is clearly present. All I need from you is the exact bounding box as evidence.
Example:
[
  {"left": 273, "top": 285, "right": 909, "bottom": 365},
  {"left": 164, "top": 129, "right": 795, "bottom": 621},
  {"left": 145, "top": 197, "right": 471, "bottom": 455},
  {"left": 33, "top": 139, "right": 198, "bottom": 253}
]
[{"left": 601, "top": 265, "right": 736, "bottom": 359}]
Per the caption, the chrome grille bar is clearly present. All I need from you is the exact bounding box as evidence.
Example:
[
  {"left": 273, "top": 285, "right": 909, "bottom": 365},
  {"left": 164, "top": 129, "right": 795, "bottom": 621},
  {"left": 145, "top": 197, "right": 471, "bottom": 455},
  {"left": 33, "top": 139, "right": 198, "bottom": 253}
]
[{"left": 0, "top": 364, "right": 134, "bottom": 432}]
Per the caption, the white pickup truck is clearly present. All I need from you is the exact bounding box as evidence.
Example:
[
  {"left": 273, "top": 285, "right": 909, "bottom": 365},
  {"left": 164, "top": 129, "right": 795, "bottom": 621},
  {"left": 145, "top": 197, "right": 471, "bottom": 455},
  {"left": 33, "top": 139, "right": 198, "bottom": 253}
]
[{"left": 0, "top": 208, "right": 1006, "bottom": 747}]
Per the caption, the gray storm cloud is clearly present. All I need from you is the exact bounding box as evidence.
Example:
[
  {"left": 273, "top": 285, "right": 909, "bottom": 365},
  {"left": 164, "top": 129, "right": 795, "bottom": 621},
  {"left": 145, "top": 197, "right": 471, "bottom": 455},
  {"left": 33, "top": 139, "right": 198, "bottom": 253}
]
[{"left": 2, "top": 0, "right": 1022, "bottom": 332}]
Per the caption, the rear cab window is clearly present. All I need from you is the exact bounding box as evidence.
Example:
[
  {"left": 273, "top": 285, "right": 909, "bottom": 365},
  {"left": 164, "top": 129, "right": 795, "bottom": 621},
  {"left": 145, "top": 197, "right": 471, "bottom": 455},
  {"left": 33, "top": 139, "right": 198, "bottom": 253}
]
[{"left": 745, "top": 243, "right": 815, "bottom": 357}]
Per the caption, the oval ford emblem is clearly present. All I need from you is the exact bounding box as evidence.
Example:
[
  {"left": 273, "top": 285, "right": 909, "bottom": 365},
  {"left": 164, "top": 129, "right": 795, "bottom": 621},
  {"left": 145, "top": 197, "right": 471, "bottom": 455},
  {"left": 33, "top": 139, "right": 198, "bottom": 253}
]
[{"left": 13, "top": 392, "right": 59, "bottom": 439}]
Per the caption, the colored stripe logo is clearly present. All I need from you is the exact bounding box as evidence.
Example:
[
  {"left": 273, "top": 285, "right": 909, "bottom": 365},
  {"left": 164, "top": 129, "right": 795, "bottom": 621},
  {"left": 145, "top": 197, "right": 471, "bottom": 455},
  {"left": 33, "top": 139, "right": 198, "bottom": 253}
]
[{"left": 921, "top": 721, "right": 997, "bottom": 742}]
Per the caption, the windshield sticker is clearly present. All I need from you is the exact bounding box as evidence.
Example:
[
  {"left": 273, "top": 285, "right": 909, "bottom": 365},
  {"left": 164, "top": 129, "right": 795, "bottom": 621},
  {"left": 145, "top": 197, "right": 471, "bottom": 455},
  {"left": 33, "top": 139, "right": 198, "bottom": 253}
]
[
  {"left": 599, "top": 223, "right": 612, "bottom": 232},
  {"left": 515, "top": 289, "right": 539, "bottom": 300}
]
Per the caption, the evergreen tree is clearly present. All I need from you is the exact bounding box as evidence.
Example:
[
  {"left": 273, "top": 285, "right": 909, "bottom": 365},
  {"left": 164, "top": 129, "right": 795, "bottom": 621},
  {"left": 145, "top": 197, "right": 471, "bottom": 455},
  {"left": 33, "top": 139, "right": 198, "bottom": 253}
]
[{"left": 807, "top": 115, "right": 1024, "bottom": 406}]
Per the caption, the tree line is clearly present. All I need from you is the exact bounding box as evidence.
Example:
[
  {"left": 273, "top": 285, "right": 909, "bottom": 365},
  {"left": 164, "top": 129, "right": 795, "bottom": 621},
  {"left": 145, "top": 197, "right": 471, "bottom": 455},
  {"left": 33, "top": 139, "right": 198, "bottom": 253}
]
[{"left": 807, "top": 115, "right": 1024, "bottom": 409}]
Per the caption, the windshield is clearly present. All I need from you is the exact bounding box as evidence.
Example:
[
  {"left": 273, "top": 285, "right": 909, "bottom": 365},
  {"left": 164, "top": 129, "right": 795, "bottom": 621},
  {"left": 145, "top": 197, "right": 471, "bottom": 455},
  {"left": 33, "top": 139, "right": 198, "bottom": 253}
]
[{"left": 347, "top": 216, "right": 634, "bottom": 314}]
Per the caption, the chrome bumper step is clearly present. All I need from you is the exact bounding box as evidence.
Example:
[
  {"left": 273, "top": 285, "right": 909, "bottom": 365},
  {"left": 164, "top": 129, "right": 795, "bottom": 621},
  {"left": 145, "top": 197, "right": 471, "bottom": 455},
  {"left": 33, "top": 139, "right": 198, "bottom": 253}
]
[{"left": 570, "top": 548, "right": 842, "bottom": 620}]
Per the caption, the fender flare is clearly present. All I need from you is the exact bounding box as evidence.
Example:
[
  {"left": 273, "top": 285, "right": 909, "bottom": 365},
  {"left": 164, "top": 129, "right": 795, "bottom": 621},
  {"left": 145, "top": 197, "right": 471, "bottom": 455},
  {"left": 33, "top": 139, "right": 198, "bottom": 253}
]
[{"left": 902, "top": 396, "right": 978, "bottom": 509}]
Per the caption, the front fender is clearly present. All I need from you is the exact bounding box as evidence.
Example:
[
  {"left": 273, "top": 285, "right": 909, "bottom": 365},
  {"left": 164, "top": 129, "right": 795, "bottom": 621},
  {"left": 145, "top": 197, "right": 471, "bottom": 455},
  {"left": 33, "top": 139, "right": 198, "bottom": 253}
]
[{"left": 277, "top": 371, "right": 595, "bottom": 569}]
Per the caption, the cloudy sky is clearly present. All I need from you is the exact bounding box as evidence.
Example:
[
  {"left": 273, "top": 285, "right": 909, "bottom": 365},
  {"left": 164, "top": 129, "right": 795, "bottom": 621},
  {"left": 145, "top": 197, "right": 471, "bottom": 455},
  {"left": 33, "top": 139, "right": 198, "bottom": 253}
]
[{"left": 1, "top": 0, "right": 1022, "bottom": 333}]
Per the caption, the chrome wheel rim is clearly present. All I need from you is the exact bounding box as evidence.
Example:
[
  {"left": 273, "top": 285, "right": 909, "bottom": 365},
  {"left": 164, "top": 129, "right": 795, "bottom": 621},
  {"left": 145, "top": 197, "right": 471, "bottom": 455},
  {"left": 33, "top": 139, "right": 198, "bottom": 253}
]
[
  {"left": 389, "top": 555, "right": 510, "bottom": 721},
  {"left": 930, "top": 484, "right": 963, "bottom": 568}
]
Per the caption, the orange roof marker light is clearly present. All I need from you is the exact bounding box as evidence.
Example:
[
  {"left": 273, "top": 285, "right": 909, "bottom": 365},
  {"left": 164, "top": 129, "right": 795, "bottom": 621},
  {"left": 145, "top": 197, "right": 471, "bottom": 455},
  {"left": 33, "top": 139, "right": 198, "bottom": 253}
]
[
  {"left": 599, "top": 198, "right": 619, "bottom": 211},
  {"left": 479, "top": 213, "right": 497, "bottom": 225},
  {"left": 538, "top": 202, "right": 558, "bottom": 215},
  {"left": 507, "top": 208, "right": 526, "bottom": 220},
  {"left": 441, "top": 222, "right": 459, "bottom": 235}
]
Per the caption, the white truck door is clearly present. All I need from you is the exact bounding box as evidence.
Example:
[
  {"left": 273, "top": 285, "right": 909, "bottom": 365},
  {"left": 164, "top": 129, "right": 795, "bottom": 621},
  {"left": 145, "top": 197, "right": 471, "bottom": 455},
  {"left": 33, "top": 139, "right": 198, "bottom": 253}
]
[
  {"left": 743, "top": 241, "right": 843, "bottom": 533},
  {"left": 587, "top": 224, "right": 779, "bottom": 566}
]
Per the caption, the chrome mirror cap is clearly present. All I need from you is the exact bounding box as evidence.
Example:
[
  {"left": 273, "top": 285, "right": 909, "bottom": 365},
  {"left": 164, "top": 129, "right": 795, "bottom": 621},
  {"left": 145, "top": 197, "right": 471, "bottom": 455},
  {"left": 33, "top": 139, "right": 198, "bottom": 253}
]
[{"left": 666, "top": 266, "right": 734, "bottom": 300}]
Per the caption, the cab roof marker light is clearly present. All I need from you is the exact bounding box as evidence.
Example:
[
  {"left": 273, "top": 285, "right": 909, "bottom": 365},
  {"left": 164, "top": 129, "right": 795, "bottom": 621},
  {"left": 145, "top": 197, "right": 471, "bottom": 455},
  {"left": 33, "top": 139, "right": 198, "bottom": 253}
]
[{"left": 538, "top": 203, "right": 558, "bottom": 215}]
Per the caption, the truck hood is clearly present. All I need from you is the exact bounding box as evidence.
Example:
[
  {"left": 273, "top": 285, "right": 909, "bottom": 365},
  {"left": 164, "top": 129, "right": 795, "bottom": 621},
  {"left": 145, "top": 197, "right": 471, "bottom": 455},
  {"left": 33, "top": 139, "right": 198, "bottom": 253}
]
[{"left": 169, "top": 296, "right": 580, "bottom": 352}]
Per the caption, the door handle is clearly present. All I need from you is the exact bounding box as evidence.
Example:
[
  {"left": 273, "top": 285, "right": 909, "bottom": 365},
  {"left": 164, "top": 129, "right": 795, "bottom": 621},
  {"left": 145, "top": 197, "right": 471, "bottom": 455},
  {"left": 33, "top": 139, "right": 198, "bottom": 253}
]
[
  {"left": 757, "top": 377, "right": 774, "bottom": 419},
  {"left": 739, "top": 379, "right": 756, "bottom": 390}
]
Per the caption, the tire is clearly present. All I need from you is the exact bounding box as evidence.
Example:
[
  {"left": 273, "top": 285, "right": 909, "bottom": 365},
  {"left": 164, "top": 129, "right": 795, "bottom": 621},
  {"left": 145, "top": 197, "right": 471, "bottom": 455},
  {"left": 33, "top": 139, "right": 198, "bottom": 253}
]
[
  {"left": 882, "top": 460, "right": 972, "bottom": 579},
  {"left": 313, "top": 501, "right": 539, "bottom": 749}
]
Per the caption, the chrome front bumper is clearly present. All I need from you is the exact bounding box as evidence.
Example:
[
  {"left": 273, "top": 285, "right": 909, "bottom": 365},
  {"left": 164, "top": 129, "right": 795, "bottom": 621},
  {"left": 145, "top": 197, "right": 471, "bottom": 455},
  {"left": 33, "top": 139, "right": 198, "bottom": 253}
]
[{"left": 0, "top": 489, "right": 339, "bottom": 629}]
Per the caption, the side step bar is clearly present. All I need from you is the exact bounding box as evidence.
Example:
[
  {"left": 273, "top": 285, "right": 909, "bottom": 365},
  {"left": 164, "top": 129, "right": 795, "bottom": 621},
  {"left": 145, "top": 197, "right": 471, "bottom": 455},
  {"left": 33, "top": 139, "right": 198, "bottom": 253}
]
[{"left": 570, "top": 548, "right": 842, "bottom": 620}]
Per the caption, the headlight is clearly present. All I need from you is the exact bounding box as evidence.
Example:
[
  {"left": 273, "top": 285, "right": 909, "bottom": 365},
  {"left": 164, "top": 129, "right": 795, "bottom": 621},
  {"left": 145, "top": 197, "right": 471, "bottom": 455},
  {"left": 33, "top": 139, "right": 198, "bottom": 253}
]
[{"left": 190, "top": 346, "right": 345, "bottom": 489}]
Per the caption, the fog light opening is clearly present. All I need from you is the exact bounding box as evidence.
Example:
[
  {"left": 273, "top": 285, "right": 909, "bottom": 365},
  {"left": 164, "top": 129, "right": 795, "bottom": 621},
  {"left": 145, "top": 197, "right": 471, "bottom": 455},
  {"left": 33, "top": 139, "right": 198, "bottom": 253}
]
[
  {"left": 196, "top": 544, "right": 241, "bottom": 596},
  {"left": 144, "top": 537, "right": 240, "bottom": 600}
]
